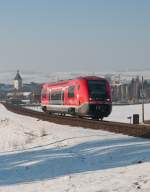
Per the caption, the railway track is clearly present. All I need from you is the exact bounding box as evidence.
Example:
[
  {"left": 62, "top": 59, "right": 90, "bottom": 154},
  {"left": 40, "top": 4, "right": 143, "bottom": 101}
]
[{"left": 2, "top": 103, "right": 150, "bottom": 139}]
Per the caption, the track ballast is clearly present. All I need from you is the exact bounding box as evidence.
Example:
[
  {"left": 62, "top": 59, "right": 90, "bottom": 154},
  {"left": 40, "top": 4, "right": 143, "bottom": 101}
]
[{"left": 3, "top": 103, "right": 150, "bottom": 139}]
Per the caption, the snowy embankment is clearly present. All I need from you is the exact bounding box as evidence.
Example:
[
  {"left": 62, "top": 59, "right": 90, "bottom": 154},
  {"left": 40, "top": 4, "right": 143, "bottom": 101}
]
[
  {"left": 26, "top": 103, "right": 150, "bottom": 123},
  {"left": 0, "top": 104, "right": 150, "bottom": 191}
]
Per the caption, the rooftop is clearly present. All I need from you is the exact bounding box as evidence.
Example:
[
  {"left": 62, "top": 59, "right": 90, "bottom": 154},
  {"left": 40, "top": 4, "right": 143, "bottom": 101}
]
[{"left": 14, "top": 70, "right": 22, "bottom": 81}]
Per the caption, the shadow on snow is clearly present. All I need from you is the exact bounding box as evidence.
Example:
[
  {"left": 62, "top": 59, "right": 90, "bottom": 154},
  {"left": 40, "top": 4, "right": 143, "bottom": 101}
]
[{"left": 0, "top": 137, "right": 150, "bottom": 185}]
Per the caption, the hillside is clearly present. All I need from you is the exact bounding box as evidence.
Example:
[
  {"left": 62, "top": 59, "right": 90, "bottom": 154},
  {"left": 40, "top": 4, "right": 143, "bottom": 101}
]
[{"left": 0, "top": 104, "right": 150, "bottom": 191}]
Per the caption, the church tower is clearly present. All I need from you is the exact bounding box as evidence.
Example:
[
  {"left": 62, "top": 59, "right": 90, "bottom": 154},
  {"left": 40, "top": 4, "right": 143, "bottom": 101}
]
[{"left": 14, "top": 70, "right": 22, "bottom": 91}]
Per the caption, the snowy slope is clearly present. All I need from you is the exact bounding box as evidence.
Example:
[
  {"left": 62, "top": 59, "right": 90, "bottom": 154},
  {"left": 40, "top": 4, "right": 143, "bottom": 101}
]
[{"left": 0, "top": 104, "right": 150, "bottom": 191}]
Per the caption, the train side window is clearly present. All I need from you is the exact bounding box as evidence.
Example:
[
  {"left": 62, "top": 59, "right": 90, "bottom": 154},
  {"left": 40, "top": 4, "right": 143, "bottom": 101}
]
[
  {"left": 68, "top": 86, "right": 75, "bottom": 98},
  {"left": 51, "top": 92, "right": 61, "bottom": 100},
  {"left": 51, "top": 91, "right": 64, "bottom": 105},
  {"left": 41, "top": 89, "right": 47, "bottom": 99}
]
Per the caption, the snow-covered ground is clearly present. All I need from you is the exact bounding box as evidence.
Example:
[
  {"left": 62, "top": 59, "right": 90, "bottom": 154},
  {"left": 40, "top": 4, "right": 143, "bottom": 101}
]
[
  {"left": 0, "top": 103, "right": 150, "bottom": 191},
  {"left": 106, "top": 103, "right": 150, "bottom": 123}
]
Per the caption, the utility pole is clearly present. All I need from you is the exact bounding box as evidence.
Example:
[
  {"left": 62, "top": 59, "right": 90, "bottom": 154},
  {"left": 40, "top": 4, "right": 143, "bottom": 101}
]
[{"left": 141, "top": 76, "right": 144, "bottom": 123}]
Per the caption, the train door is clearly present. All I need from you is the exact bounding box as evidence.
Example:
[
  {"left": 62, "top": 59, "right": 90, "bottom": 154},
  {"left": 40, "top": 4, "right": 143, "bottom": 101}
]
[
  {"left": 48, "top": 89, "right": 51, "bottom": 104},
  {"left": 41, "top": 87, "right": 49, "bottom": 104},
  {"left": 61, "top": 91, "right": 64, "bottom": 105},
  {"left": 66, "top": 85, "right": 79, "bottom": 106}
]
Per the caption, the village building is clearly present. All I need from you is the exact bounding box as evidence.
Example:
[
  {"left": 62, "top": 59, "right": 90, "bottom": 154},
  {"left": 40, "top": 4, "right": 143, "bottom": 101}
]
[{"left": 13, "top": 70, "right": 22, "bottom": 91}]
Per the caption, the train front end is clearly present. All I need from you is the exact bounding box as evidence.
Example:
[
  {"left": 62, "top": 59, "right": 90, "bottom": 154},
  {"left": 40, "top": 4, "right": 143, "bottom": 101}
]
[{"left": 79, "top": 77, "right": 112, "bottom": 120}]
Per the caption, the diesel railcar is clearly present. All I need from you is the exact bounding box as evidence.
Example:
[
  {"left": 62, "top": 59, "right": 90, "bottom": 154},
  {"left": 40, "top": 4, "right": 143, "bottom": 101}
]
[{"left": 41, "top": 76, "right": 112, "bottom": 119}]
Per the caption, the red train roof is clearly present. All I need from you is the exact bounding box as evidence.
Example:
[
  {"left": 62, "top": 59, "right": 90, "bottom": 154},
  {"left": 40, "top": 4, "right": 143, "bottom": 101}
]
[{"left": 42, "top": 76, "right": 106, "bottom": 88}]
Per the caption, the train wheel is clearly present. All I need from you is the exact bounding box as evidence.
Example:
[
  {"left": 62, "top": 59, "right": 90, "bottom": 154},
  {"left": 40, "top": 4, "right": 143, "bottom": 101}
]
[
  {"left": 92, "top": 116, "right": 99, "bottom": 120},
  {"left": 42, "top": 106, "right": 47, "bottom": 112},
  {"left": 60, "top": 113, "right": 65, "bottom": 116},
  {"left": 68, "top": 108, "right": 75, "bottom": 116},
  {"left": 100, "top": 117, "right": 104, "bottom": 121}
]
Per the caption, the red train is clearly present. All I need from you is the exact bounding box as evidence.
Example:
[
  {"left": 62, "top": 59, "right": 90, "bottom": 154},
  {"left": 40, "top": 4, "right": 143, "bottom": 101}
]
[{"left": 41, "top": 76, "right": 112, "bottom": 120}]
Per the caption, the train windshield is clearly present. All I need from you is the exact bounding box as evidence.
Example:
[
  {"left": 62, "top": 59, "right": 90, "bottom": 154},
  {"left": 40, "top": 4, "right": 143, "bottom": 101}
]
[{"left": 88, "top": 80, "right": 107, "bottom": 100}]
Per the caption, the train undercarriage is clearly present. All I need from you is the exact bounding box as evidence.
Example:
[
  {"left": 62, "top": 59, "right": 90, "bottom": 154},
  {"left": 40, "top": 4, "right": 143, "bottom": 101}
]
[{"left": 42, "top": 103, "right": 112, "bottom": 120}]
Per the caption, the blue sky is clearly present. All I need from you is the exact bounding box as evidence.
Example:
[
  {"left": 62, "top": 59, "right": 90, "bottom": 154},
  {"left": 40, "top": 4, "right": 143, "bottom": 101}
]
[{"left": 0, "top": 0, "right": 150, "bottom": 72}]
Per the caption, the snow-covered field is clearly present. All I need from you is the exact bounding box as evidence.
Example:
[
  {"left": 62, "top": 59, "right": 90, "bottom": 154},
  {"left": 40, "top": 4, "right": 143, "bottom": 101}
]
[
  {"left": 0, "top": 103, "right": 150, "bottom": 191},
  {"left": 106, "top": 103, "right": 150, "bottom": 123}
]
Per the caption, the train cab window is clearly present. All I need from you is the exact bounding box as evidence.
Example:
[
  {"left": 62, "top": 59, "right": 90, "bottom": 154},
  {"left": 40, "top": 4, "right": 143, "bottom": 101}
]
[
  {"left": 68, "top": 86, "right": 75, "bottom": 98},
  {"left": 88, "top": 80, "right": 107, "bottom": 100}
]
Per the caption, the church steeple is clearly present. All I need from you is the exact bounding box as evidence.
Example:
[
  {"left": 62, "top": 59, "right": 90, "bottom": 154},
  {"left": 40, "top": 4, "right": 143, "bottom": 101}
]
[
  {"left": 14, "top": 70, "right": 22, "bottom": 81},
  {"left": 13, "top": 70, "right": 22, "bottom": 91}
]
